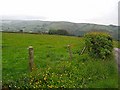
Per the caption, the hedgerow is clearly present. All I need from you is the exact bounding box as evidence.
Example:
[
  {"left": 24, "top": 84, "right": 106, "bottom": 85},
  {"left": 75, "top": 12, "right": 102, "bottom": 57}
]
[{"left": 84, "top": 32, "right": 113, "bottom": 59}]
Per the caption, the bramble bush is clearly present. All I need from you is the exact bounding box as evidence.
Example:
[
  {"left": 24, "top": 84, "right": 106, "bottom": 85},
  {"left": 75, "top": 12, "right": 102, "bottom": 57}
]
[{"left": 84, "top": 32, "right": 113, "bottom": 59}]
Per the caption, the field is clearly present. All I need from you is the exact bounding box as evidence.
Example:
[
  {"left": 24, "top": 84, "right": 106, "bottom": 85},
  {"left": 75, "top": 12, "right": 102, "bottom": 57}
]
[{"left": 2, "top": 32, "right": 118, "bottom": 88}]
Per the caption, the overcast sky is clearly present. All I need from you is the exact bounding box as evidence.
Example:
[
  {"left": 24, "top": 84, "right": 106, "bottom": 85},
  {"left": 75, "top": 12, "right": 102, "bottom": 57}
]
[{"left": 0, "top": 0, "right": 119, "bottom": 25}]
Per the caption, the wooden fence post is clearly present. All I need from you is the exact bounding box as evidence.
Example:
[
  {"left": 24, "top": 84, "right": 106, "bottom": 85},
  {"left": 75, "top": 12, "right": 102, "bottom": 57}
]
[
  {"left": 68, "top": 45, "right": 72, "bottom": 60},
  {"left": 80, "top": 46, "right": 86, "bottom": 55},
  {"left": 28, "top": 46, "right": 34, "bottom": 72}
]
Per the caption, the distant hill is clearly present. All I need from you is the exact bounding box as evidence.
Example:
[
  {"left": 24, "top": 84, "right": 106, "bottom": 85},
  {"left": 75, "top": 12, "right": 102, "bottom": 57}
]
[{"left": 1, "top": 20, "right": 120, "bottom": 40}]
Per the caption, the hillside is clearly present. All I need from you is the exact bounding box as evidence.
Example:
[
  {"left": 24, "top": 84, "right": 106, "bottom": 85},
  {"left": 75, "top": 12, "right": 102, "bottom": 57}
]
[{"left": 1, "top": 20, "right": 119, "bottom": 40}]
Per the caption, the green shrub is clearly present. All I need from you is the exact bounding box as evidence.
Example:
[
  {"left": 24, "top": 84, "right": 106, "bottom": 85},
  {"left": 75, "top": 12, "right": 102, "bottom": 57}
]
[{"left": 84, "top": 32, "right": 113, "bottom": 59}]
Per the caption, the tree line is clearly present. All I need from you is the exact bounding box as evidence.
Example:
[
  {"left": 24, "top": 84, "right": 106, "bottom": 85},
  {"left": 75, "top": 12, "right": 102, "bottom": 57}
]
[{"left": 48, "top": 29, "right": 71, "bottom": 36}]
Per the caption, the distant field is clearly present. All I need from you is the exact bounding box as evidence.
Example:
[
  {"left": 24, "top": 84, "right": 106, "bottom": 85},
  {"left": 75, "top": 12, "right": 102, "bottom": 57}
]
[{"left": 2, "top": 32, "right": 118, "bottom": 88}]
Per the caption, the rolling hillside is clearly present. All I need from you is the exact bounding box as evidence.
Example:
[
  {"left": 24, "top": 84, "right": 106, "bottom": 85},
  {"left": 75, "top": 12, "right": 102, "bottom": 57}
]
[{"left": 1, "top": 20, "right": 119, "bottom": 40}]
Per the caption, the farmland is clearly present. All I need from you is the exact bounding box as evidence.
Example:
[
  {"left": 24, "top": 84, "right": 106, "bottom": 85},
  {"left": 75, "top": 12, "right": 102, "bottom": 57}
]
[{"left": 2, "top": 32, "right": 118, "bottom": 88}]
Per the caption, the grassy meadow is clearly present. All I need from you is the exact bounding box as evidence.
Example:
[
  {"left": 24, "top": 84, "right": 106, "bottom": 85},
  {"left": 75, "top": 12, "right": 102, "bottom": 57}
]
[{"left": 2, "top": 32, "right": 118, "bottom": 88}]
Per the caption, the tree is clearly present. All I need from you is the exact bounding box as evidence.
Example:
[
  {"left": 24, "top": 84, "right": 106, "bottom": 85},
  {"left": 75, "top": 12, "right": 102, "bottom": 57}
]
[
  {"left": 56, "top": 29, "right": 69, "bottom": 35},
  {"left": 48, "top": 29, "right": 69, "bottom": 35},
  {"left": 48, "top": 29, "right": 57, "bottom": 34}
]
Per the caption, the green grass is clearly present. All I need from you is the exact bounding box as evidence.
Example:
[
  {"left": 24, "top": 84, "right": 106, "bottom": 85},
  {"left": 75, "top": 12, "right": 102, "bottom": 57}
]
[
  {"left": 113, "top": 40, "right": 120, "bottom": 48},
  {"left": 2, "top": 32, "right": 118, "bottom": 88}
]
